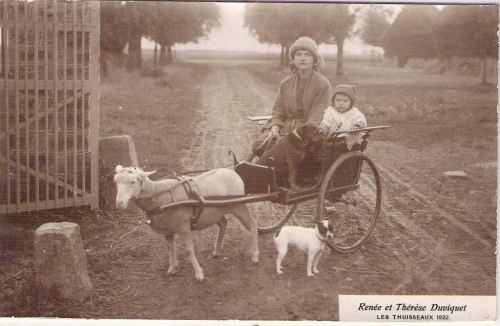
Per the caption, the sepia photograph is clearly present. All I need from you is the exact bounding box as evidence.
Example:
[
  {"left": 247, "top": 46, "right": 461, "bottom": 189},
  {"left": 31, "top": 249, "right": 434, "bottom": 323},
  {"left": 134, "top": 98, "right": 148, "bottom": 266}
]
[{"left": 0, "top": 0, "right": 497, "bottom": 323}]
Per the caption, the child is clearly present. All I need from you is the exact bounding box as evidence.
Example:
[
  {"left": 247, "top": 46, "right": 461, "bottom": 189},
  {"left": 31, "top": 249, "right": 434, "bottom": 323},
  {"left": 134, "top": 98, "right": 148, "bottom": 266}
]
[
  {"left": 319, "top": 85, "right": 367, "bottom": 203},
  {"left": 319, "top": 84, "right": 367, "bottom": 138}
]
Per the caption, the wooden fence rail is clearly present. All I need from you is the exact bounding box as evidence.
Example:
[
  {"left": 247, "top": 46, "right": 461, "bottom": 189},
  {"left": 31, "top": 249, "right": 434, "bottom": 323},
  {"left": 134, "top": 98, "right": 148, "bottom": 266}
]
[{"left": 0, "top": 0, "right": 99, "bottom": 214}]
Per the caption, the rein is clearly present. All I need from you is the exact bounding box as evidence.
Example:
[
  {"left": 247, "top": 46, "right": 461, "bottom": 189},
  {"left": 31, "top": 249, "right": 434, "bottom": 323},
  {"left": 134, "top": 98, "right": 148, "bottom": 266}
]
[{"left": 290, "top": 129, "right": 308, "bottom": 150}]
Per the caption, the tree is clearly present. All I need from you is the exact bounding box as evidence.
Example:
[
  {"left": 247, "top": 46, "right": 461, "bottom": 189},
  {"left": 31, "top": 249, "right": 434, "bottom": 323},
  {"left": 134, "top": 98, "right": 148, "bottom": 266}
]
[
  {"left": 148, "top": 2, "right": 220, "bottom": 65},
  {"left": 123, "top": 1, "right": 151, "bottom": 71},
  {"left": 244, "top": 3, "right": 280, "bottom": 64},
  {"left": 360, "top": 5, "right": 393, "bottom": 48},
  {"left": 381, "top": 5, "right": 439, "bottom": 67},
  {"left": 434, "top": 5, "right": 498, "bottom": 84},
  {"left": 245, "top": 3, "right": 316, "bottom": 66},
  {"left": 100, "top": 2, "right": 128, "bottom": 75},
  {"left": 315, "top": 4, "right": 356, "bottom": 75},
  {"left": 244, "top": 3, "right": 355, "bottom": 75}
]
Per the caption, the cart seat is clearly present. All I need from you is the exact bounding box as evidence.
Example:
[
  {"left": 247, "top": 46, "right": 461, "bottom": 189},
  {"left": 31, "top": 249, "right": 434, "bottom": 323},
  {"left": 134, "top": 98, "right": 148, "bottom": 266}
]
[{"left": 235, "top": 161, "right": 278, "bottom": 194}]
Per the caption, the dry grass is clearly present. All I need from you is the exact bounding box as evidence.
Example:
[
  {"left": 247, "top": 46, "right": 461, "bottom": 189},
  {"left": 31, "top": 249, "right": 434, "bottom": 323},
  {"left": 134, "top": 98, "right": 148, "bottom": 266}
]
[
  {"left": 0, "top": 55, "right": 497, "bottom": 318},
  {"left": 100, "top": 62, "right": 209, "bottom": 175}
]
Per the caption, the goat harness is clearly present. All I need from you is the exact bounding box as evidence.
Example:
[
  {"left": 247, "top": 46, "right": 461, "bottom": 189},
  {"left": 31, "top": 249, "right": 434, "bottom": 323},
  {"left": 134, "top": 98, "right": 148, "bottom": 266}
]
[{"left": 134, "top": 176, "right": 205, "bottom": 228}]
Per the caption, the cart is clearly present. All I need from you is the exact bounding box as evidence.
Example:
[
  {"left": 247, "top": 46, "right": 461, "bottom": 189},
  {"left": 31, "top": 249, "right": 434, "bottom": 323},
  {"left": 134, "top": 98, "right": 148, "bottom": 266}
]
[{"left": 149, "top": 123, "right": 389, "bottom": 252}]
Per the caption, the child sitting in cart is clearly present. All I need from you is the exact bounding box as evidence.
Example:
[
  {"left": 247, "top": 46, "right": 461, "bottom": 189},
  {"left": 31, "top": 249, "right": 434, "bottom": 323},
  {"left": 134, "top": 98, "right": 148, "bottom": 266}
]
[
  {"left": 319, "top": 84, "right": 367, "bottom": 140},
  {"left": 317, "top": 84, "right": 367, "bottom": 202}
]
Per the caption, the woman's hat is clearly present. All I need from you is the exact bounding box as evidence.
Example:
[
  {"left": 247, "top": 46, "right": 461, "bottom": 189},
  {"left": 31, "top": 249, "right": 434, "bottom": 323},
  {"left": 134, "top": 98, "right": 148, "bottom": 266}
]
[
  {"left": 289, "top": 36, "right": 324, "bottom": 68},
  {"left": 332, "top": 84, "right": 357, "bottom": 103}
]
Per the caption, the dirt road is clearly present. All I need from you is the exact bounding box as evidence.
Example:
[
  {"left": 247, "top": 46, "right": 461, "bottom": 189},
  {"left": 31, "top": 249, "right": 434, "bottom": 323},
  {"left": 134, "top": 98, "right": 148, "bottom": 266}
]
[
  {"left": 143, "top": 61, "right": 495, "bottom": 320},
  {"left": 8, "top": 61, "right": 491, "bottom": 320}
]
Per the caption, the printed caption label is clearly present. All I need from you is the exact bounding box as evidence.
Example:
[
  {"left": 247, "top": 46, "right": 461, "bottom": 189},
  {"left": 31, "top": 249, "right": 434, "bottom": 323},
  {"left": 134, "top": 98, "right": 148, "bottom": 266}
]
[{"left": 339, "top": 295, "right": 495, "bottom": 321}]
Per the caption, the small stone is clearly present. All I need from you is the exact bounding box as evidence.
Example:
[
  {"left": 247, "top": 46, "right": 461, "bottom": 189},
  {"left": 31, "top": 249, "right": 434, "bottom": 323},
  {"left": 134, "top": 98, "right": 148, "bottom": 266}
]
[{"left": 443, "top": 171, "right": 468, "bottom": 178}]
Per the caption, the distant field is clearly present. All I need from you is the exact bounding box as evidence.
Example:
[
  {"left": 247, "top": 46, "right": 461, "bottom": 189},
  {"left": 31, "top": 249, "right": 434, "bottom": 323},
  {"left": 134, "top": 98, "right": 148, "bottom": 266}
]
[{"left": 1, "top": 53, "right": 496, "bottom": 319}]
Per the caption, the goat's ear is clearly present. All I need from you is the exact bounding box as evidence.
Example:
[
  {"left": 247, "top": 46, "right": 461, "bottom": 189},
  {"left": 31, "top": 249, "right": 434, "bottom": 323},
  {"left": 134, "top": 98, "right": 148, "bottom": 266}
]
[{"left": 115, "top": 165, "right": 123, "bottom": 173}]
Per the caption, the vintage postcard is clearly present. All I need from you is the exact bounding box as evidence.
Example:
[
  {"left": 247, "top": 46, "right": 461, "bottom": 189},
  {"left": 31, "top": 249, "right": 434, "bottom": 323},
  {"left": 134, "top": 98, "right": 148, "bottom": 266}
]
[{"left": 0, "top": 0, "right": 497, "bottom": 325}]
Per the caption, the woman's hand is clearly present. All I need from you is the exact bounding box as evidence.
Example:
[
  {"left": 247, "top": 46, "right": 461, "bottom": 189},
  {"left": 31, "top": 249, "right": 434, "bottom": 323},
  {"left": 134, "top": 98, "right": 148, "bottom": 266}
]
[{"left": 270, "top": 125, "right": 280, "bottom": 138}]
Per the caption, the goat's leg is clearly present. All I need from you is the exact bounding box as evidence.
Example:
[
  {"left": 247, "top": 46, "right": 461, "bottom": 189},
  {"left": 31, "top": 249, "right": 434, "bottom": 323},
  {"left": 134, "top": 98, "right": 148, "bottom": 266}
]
[
  {"left": 179, "top": 229, "right": 204, "bottom": 282},
  {"left": 211, "top": 217, "right": 228, "bottom": 258},
  {"left": 165, "top": 234, "right": 178, "bottom": 275},
  {"left": 231, "top": 204, "right": 259, "bottom": 264}
]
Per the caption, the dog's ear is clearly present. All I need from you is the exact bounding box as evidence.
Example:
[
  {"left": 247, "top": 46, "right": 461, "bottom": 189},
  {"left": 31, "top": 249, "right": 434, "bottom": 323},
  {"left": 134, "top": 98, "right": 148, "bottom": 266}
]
[
  {"left": 317, "top": 221, "right": 327, "bottom": 235},
  {"left": 327, "top": 219, "right": 335, "bottom": 233},
  {"left": 302, "top": 124, "right": 322, "bottom": 143}
]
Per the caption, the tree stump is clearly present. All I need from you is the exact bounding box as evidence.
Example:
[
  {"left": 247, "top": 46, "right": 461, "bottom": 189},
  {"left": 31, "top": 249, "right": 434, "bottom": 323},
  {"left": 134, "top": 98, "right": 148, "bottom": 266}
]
[{"left": 34, "top": 222, "right": 92, "bottom": 302}]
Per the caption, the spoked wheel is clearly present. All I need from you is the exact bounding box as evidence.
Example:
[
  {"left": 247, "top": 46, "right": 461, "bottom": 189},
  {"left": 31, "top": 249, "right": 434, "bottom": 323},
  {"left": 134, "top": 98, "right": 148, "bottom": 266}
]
[{"left": 317, "top": 151, "right": 381, "bottom": 252}]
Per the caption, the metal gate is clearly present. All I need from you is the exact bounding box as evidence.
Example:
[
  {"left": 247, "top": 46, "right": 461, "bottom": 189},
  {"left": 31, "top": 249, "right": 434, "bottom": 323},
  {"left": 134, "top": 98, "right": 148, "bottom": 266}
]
[{"left": 0, "top": 0, "right": 100, "bottom": 214}]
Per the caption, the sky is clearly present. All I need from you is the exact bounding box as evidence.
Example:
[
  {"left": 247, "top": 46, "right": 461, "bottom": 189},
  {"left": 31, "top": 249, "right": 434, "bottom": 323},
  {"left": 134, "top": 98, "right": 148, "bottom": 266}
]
[{"left": 141, "top": 2, "right": 404, "bottom": 56}]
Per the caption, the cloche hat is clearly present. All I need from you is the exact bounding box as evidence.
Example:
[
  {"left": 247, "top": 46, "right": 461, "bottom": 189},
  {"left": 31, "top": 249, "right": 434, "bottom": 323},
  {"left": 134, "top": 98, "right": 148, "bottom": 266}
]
[{"left": 289, "top": 36, "right": 324, "bottom": 69}]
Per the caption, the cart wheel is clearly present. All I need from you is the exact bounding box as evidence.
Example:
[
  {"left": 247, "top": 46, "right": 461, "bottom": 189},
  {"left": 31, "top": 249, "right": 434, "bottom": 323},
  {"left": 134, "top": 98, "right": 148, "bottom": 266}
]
[
  {"left": 247, "top": 201, "right": 297, "bottom": 234},
  {"left": 317, "top": 152, "right": 381, "bottom": 252}
]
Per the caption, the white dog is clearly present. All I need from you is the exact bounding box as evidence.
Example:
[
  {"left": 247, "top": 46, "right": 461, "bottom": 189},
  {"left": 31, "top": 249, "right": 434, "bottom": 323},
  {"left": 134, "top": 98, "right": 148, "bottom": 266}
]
[{"left": 274, "top": 220, "right": 334, "bottom": 277}]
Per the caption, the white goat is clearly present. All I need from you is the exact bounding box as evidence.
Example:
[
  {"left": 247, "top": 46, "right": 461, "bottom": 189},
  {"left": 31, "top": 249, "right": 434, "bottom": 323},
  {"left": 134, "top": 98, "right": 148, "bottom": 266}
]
[{"left": 114, "top": 165, "right": 259, "bottom": 281}]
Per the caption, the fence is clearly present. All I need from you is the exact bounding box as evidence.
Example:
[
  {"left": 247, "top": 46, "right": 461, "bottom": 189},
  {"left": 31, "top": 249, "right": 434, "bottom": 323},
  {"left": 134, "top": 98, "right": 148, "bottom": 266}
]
[{"left": 0, "top": 0, "right": 100, "bottom": 214}]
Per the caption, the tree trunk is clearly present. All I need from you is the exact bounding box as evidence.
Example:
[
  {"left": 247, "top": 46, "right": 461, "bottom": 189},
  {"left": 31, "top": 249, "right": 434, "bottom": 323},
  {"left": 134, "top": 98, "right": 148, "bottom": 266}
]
[
  {"left": 336, "top": 38, "right": 345, "bottom": 75},
  {"left": 397, "top": 55, "right": 409, "bottom": 68},
  {"left": 154, "top": 43, "right": 158, "bottom": 66},
  {"left": 280, "top": 45, "right": 285, "bottom": 66},
  {"left": 167, "top": 46, "right": 173, "bottom": 64},
  {"left": 126, "top": 34, "right": 142, "bottom": 71},
  {"left": 285, "top": 46, "right": 290, "bottom": 67},
  {"left": 159, "top": 44, "right": 166, "bottom": 66}
]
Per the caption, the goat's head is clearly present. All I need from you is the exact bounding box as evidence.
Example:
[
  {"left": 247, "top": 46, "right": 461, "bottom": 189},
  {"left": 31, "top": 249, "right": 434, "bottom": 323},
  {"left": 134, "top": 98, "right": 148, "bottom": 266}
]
[{"left": 114, "top": 165, "right": 156, "bottom": 209}]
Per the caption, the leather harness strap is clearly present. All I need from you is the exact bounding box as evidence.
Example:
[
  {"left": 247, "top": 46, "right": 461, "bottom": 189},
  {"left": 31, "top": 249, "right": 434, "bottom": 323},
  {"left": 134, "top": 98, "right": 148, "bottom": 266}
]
[
  {"left": 177, "top": 176, "right": 205, "bottom": 228},
  {"left": 141, "top": 176, "right": 206, "bottom": 228}
]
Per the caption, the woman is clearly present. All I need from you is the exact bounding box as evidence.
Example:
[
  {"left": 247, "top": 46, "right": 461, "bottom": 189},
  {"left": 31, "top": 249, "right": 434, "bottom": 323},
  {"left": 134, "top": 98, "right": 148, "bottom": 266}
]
[{"left": 253, "top": 36, "right": 332, "bottom": 156}]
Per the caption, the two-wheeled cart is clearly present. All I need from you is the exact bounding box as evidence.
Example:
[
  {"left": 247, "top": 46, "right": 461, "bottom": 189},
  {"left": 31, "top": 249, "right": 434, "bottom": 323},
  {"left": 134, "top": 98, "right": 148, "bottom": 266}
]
[{"left": 149, "top": 125, "right": 388, "bottom": 252}]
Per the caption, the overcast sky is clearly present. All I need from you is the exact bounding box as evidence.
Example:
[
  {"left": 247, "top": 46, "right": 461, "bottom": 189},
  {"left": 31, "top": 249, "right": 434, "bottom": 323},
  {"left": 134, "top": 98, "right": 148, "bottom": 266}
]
[{"left": 142, "top": 3, "right": 405, "bottom": 55}]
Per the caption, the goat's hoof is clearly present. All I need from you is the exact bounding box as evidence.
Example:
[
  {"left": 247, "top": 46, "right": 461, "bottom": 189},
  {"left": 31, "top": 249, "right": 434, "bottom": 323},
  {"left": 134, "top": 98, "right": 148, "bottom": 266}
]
[
  {"left": 210, "top": 253, "right": 222, "bottom": 259},
  {"left": 167, "top": 266, "right": 178, "bottom": 275},
  {"left": 307, "top": 272, "right": 314, "bottom": 277},
  {"left": 313, "top": 269, "right": 320, "bottom": 274}
]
